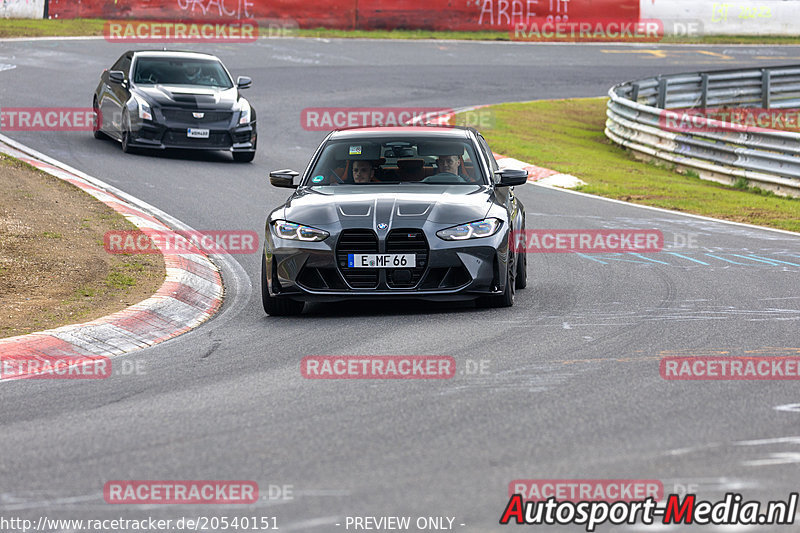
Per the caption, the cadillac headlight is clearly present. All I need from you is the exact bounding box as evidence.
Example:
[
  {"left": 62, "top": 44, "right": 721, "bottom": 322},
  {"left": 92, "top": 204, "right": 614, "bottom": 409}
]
[
  {"left": 132, "top": 94, "right": 153, "bottom": 121},
  {"left": 238, "top": 98, "right": 251, "bottom": 125}
]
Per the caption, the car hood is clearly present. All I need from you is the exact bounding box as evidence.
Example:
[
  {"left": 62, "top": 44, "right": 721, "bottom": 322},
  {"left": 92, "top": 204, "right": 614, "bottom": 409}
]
[
  {"left": 135, "top": 85, "right": 238, "bottom": 109},
  {"left": 279, "top": 184, "right": 495, "bottom": 227}
]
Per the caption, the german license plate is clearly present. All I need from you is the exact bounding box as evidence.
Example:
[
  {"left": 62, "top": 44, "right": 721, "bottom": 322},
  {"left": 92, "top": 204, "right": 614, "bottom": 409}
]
[
  {"left": 187, "top": 128, "right": 210, "bottom": 139},
  {"left": 348, "top": 253, "right": 416, "bottom": 268}
]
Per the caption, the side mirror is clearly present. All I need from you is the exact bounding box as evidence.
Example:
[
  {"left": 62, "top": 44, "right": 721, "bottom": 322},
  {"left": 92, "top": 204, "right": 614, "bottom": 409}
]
[
  {"left": 269, "top": 169, "right": 300, "bottom": 188},
  {"left": 494, "top": 168, "right": 528, "bottom": 187},
  {"left": 108, "top": 70, "right": 126, "bottom": 85},
  {"left": 237, "top": 76, "right": 252, "bottom": 89}
]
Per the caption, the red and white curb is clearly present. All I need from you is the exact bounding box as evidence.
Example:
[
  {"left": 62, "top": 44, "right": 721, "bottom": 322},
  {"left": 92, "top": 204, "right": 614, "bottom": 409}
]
[
  {"left": 0, "top": 136, "right": 224, "bottom": 381},
  {"left": 493, "top": 153, "right": 586, "bottom": 189}
]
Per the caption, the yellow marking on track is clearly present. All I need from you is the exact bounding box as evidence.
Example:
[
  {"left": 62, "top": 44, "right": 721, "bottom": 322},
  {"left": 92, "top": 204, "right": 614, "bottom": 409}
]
[
  {"left": 558, "top": 356, "right": 661, "bottom": 365},
  {"left": 695, "top": 50, "right": 735, "bottom": 60},
  {"left": 601, "top": 49, "right": 734, "bottom": 60},
  {"left": 554, "top": 348, "right": 800, "bottom": 366},
  {"left": 602, "top": 49, "right": 671, "bottom": 58}
]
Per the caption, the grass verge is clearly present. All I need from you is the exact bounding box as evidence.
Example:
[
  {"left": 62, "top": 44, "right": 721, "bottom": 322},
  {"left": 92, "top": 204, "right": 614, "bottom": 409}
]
[
  {"left": 0, "top": 153, "right": 165, "bottom": 338},
  {"left": 3, "top": 19, "right": 800, "bottom": 45},
  {"left": 475, "top": 97, "right": 800, "bottom": 232}
]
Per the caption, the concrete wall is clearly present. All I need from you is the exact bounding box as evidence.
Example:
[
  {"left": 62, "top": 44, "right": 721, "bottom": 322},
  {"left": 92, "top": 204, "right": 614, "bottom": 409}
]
[
  {"left": 641, "top": 0, "right": 800, "bottom": 36},
  {"left": 1, "top": 0, "right": 46, "bottom": 18}
]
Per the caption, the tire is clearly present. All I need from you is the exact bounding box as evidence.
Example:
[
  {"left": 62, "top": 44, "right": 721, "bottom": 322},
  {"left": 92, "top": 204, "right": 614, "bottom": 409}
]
[
  {"left": 92, "top": 99, "right": 106, "bottom": 140},
  {"left": 232, "top": 137, "right": 256, "bottom": 163},
  {"left": 120, "top": 111, "right": 135, "bottom": 154},
  {"left": 476, "top": 252, "right": 516, "bottom": 309},
  {"left": 233, "top": 150, "right": 256, "bottom": 163},
  {"left": 515, "top": 241, "right": 527, "bottom": 290},
  {"left": 261, "top": 252, "right": 304, "bottom": 316}
]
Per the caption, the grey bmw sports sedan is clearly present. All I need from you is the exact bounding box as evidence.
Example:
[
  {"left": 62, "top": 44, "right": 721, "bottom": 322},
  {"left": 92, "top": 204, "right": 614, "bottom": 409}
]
[{"left": 262, "top": 125, "right": 528, "bottom": 316}]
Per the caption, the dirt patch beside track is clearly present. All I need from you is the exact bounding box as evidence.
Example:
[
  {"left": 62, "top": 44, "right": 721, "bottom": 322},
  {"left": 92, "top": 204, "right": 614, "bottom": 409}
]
[{"left": 0, "top": 154, "right": 165, "bottom": 338}]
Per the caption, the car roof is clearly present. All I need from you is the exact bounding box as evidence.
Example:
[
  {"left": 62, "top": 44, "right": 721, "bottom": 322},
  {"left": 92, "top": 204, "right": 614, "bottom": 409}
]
[
  {"left": 329, "top": 125, "right": 475, "bottom": 140},
  {"left": 128, "top": 50, "right": 221, "bottom": 61}
]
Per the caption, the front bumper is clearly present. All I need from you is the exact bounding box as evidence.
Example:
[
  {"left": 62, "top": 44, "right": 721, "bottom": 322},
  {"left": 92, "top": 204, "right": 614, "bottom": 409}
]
[
  {"left": 264, "top": 228, "right": 511, "bottom": 303},
  {"left": 128, "top": 114, "right": 256, "bottom": 152}
]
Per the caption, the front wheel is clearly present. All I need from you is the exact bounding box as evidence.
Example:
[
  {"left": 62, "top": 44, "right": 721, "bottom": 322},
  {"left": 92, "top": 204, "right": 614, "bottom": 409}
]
[
  {"left": 261, "top": 253, "right": 304, "bottom": 316},
  {"left": 120, "top": 111, "right": 135, "bottom": 154},
  {"left": 233, "top": 137, "right": 256, "bottom": 163},
  {"left": 515, "top": 240, "right": 527, "bottom": 290},
  {"left": 233, "top": 150, "right": 256, "bottom": 163},
  {"left": 92, "top": 99, "right": 106, "bottom": 139},
  {"left": 476, "top": 252, "right": 516, "bottom": 309}
]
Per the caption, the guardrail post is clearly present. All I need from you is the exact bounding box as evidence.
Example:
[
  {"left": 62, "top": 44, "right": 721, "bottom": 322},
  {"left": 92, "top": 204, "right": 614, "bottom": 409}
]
[
  {"left": 631, "top": 83, "right": 640, "bottom": 103},
  {"left": 701, "top": 73, "right": 709, "bottom": 109},
  {"left": 657, "top": 78, "right": 668, "bottom": 109},
  {"left": 762, "top": 69, "right": 771, "bottom": 109}
]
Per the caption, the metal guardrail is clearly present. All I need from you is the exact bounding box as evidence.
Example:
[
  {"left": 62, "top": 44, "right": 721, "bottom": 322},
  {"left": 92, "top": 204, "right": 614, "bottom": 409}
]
[{"left": 605, "top": 65, "right": 800, "bottom": 197}]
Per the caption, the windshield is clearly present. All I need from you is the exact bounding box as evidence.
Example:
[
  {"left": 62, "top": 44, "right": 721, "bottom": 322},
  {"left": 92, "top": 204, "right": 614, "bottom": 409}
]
[
  {"left": 304, "top": 137, "right": 486, "bottom": 186},
  {"left": 132, "top": 57, "right": 233, "bottom": 88}
]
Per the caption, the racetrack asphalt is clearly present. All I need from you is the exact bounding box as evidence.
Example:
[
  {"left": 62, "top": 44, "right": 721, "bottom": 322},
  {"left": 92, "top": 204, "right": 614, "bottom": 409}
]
[{"left": 1, "top": 38, "right": 799, "bottom": 530}]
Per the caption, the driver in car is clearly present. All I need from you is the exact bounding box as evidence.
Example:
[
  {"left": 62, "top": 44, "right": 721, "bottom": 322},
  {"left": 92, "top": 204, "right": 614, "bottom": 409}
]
[
  {"left": 436, "top": 155, "right": 460, "bottom": 174},
  {"left": 352, "top": 160, "right": 376, "bottom": 184},
  {"left": 185, "top": 63, "right": 206, "bottom": 84},
  {"left": 431, "top": 154, "right": 469, "bottom": 182}
]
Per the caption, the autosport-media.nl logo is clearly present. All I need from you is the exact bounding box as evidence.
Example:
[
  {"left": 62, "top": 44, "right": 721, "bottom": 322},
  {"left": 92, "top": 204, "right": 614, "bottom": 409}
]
[
  {"left": 104, "top": 230, "right": 258, "bottom": 255},
  {"left": 0, "top": 107, "right": 98, "bottom": 132},
  {"left": 300, "top": 107, "right": 496, "bottom": 131},
  {"left": 512, "top": 230, "right": 664, "bottom": 254},
  {"left": 103, "top": 19, "right": 259, "bottom": 43}
]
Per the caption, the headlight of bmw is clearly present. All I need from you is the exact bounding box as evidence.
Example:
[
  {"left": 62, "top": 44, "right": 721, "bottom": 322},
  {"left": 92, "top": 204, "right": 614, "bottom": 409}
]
[
  {"left": 272, "top": 220, "right": 329, "bottom": 242},
  {"left": 238, "top": 98, "right": 251, "bottom": 125},
  {"left": 132, "top": 94, "right": 153, "bottom": 121},
  {"left": 436, "top": 218, "right": 502, "bottom": 241}
]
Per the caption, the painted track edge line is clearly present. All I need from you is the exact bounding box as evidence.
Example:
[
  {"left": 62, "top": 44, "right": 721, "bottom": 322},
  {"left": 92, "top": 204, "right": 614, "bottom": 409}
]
[
  {"left": 0, "top": 134, "right": 227, "bottom": 380},
  {"left": 529, "top": 182, "right": 800, "bottom": 238}
]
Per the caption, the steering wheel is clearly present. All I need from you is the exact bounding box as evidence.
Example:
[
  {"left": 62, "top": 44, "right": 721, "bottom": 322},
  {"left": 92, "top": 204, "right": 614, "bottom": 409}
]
[{"left": 138, "top": 72, "right": 157, "bottom": 84}]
